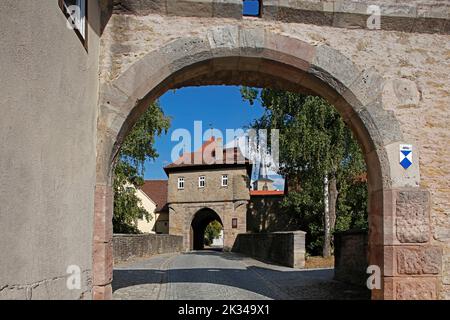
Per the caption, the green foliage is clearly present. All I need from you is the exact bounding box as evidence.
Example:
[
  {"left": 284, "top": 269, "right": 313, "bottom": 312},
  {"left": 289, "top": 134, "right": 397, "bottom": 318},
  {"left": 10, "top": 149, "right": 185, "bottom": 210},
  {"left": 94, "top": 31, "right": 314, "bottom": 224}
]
[
  {"left": 242, "top": 87, "right": 368, "bottom": 255},
  {"left": 113, "top": 102, "right": 171, "bottom": 234},
  {"left": 204, "top": 220, "right": 223, "bottom": 246},
  {"left": 335, "top": 180, "right": 368, "bottom": 232}
]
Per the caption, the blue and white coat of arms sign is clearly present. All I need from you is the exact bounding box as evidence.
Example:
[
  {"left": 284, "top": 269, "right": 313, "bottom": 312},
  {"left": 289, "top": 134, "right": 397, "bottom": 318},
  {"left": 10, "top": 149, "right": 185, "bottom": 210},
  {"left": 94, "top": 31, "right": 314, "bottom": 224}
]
[{"left": 400, "top": 144, "right": 413, "bottom": 169}]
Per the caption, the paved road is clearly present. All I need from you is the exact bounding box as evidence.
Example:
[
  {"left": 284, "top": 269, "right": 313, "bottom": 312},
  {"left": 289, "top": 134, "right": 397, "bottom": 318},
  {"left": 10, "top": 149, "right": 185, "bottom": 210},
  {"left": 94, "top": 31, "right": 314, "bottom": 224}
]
[{"left": 112, "top": 250, "right": 370, "bottom": 300}]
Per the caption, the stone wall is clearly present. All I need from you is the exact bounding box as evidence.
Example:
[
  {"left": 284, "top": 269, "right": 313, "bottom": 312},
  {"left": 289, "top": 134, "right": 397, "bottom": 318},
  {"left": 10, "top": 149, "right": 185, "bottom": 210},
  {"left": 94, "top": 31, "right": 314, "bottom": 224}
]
[
  {"left": 113, "top": 234, "right": 183, "bottom": 265},
  {"left": 232, "top": 231, "right": 306, "bottom": 268},
  {"left": 111, "top": 0, "right": 449, "bottom": 34},
  {"left": 167, "top": 167, "right": 250, "bottom": 203},
  {"left": 334, "top": 230, "right": 369, "bottom": 287}
]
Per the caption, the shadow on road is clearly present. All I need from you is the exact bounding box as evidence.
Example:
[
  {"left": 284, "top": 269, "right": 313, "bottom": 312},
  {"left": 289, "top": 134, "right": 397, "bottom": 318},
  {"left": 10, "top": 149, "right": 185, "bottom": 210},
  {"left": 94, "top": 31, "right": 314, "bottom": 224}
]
[
  {"left": 182, "top": 250, "right": 248, "bottom": 261},
  {"left": 112, "top": 251, "right": 370, "bottom": 300}
]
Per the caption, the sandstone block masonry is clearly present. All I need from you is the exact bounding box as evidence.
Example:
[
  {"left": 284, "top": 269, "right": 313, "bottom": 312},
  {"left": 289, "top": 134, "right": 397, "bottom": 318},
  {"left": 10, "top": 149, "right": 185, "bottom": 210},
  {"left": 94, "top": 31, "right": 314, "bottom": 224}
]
[{"left": 110, "top": 0, "right": 449, "bottom": 34}]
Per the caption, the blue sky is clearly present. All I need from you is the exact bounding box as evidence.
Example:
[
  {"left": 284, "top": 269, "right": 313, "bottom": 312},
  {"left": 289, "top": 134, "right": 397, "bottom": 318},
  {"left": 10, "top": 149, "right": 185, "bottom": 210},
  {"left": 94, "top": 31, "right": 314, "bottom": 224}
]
[{"left": 143, "top": 86, "right": 285, "bottom": 190}]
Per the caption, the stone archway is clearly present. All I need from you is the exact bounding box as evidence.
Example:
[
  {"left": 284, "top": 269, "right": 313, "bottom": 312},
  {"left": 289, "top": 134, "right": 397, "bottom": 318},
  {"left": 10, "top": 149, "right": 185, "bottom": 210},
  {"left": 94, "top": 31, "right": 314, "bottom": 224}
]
[
  {"left": 93, "top": 28, "right": 435, "bottom": 300},
  {"left": 190, "top": 208, "right": 223, "bottom": 251}
]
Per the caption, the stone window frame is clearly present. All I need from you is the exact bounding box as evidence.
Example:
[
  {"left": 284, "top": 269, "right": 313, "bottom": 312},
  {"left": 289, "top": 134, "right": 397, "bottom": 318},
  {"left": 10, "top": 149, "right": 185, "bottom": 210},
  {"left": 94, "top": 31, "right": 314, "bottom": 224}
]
[
  {"left": 177, "top": 177, "right": 185, "bottom": 190},
  {"left": 58, "top": 0, "right": 88, "bottom": 51},
  {"left": 198, "top": 176, "right": 206, "bottom": 188},
  {"left": 221, "top": 174, "right": 228, "bottom": 187}
]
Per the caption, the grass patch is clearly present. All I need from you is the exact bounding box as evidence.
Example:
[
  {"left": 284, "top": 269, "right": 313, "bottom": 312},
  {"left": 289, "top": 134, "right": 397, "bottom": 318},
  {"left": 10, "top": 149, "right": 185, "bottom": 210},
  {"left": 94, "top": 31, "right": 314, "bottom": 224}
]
[{"left": 305, "top": 256, "right": 335, "bottom": 269}]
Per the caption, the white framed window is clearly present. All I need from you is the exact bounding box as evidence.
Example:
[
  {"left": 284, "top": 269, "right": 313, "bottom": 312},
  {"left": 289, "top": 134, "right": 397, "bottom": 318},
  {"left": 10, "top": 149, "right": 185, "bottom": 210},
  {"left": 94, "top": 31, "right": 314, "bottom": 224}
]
[
  {"left": 178, "top": 177, "right": 185, "bottom": 190},
  {"left": 60, "top": 0, "right": 87, "bottom": 47},
  {"left": 198, "top": 176, "right": 206, "bottom": 188},
  {"left": 221, "top": 175, "right": 228, "bottom": 187}
]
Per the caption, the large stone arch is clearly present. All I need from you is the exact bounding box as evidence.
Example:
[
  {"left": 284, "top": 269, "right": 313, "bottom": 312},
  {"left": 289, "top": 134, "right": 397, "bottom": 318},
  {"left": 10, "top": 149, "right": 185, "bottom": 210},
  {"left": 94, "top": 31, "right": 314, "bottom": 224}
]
[{"left": 94, "top": 28, "right": 435, "bottom": 300}]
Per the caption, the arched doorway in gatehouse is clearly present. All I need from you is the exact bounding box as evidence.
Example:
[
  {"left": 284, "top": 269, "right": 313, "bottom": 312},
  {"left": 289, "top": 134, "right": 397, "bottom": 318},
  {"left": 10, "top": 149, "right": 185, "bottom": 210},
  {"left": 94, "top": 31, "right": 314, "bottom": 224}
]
[{"left": 190, "top": 208, "right": 223, "bottom": 251}]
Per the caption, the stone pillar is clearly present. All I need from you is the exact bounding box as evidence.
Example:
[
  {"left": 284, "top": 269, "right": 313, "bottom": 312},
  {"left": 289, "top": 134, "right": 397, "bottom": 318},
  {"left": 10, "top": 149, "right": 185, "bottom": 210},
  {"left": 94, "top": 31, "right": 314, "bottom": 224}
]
[
  {"left": 380, "top": 188, "right": 441, "bottom": 300},
  {"left": 292, "top": 231, "right": 306, "bottom": 268},
  {"left": 92, "top": 184, "right": 114, "bottom": 300},
  {"left": 334, "top": 230, "right": 368, "bottom": 286}
]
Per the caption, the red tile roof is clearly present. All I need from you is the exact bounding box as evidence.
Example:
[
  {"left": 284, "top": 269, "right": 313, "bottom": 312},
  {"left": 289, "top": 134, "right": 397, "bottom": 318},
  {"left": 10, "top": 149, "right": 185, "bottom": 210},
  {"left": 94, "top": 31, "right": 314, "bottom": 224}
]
[
  {"left": 164, "top": 137, "right": 251, "bottom": 171},
  {"left": 250, "top": 190, "right": 284, "bottom": 196},
  {"left": 139, "top": 180, "right": 168, "bottom": 213}
]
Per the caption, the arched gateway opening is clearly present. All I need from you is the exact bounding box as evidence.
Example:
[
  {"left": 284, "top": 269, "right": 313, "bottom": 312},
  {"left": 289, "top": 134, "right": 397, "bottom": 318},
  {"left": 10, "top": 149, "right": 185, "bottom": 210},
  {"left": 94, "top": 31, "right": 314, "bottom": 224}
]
[
  {"left": 190, "top": 208, "right": 223, "bottom": 251},
  {"left": 94, "top": 29, "right": 430, "bottom": 300}
]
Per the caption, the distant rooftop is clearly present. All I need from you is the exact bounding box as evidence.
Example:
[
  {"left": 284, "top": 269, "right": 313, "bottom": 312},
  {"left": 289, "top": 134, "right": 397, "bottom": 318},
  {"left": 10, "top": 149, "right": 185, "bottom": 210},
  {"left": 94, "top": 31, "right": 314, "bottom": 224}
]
[
  {"left": 164, "top": 137, "right": 252, "bottom": 173},
  {"left": 250, "top": 190, "right": 284, "bottom": 196},
  {"left": 140, "top": 180, "right": 168, "bottom": 213}
]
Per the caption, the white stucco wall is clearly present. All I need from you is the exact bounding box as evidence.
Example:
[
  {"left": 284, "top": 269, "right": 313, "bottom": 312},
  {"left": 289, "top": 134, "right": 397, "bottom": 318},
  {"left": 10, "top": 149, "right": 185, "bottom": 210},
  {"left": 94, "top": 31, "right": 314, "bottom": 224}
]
[{"left": 135, "top": 189, "right": 157, "bottom": 234}]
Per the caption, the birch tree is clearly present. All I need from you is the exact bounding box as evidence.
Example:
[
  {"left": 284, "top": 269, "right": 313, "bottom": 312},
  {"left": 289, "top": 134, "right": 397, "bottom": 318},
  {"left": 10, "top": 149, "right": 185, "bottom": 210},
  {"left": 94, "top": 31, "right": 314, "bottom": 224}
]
[{"left": 242, "top": 88, "right": 366, "bottom": 256}]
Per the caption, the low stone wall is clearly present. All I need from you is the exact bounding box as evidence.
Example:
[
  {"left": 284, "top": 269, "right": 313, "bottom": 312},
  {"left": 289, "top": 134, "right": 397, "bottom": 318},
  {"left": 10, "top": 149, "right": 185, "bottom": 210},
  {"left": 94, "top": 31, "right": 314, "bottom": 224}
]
[
  {"left": 334, "top": 230, "right": 368, "bottom": 287},
  {"left": 232, "top": 231, "right": 306, "bottom": 268},
  {"left": 113, "top": 234, "right": 183, "bottom": 265}
]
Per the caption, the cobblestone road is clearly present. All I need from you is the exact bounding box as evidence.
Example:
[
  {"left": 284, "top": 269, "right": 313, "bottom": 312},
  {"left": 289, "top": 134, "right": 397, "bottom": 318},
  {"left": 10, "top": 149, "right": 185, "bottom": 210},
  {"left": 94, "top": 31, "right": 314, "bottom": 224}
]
[{"left": 112, "top": 250, "right": 370, "bottom": 300}]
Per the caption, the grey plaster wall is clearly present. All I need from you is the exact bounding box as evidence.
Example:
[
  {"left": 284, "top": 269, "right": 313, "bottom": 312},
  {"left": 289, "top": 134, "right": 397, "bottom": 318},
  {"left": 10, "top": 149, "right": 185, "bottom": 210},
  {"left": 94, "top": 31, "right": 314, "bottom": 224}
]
[{"left": 0, "top": 1, "right": 102, "bottom": 299}]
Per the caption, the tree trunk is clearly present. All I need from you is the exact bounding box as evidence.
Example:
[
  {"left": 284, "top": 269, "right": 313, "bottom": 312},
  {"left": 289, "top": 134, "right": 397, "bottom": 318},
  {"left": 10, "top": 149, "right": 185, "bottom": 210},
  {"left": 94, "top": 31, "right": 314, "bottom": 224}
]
[
  {"left": 323, "top": 175, "right": 331, "bottom": 257},
  {"left": 328, "top": 174, "right": 338, "bottom": 250},
  {"left": 323, "top": 173, "right": 338, "bottom": 257}
]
